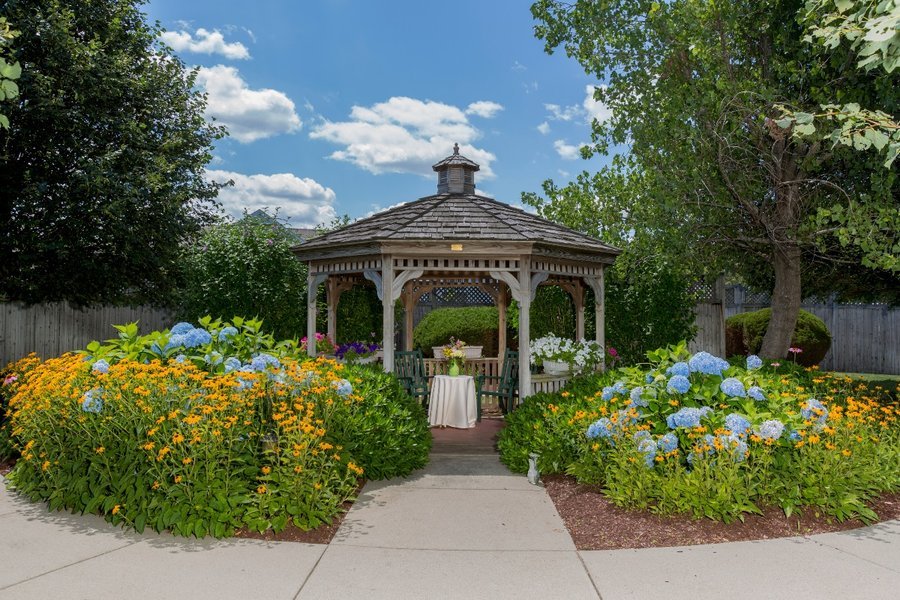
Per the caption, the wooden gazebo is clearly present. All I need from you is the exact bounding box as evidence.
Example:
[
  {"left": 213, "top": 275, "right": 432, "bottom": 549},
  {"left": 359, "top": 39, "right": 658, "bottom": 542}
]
[{"left": 292, "top": 145, "right": 620, "bottom": 401}]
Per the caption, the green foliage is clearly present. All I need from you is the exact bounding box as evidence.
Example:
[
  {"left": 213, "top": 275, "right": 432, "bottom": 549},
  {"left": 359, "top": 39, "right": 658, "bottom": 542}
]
[
  {"left": 4, "top": 319, "right": 430, "bottom": 537},
  {"left": 509, "top": 286, "right": 576, "bottom": 340},
  {"left": 335, "top": 286, "right": 382, "bottom": 345},
  {"left": 0, "top": 16, "right": 20, "bottom": 129},
  {"left": 328, "top": 366, "right": 431, "bottom": 479},
  {"left": 0, "top": 0, "right": 224, "bottom": 306},
  {"left": 726, "top": 309, "right": 832, "bottom": 366},
  {"left": 801, "top": 0, "right": 900, "bottom": 73},
  {"left": 529, "top": 0, "right": 899, "bottom": 357},
  {"left": 413, "top": 307, "right": 499, "bottom": 355},
  {"left": 499, "top": 344, "right": 900, "bottom": 522},
  {"left": 179, "top": 217, "right": 307, "bottom": 340}
]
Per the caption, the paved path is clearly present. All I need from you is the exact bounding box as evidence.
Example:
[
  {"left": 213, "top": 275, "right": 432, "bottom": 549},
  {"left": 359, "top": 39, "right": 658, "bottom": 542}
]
[{"left": 2, "top": 456, "right": 899, "bottom": 599}]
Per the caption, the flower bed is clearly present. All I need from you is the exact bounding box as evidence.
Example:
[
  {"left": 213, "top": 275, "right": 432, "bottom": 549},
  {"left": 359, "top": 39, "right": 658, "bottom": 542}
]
[
  {"left": 3, "top": 317, "right": 430, "bottom": 537},
  {"left": 499, "top": 342, "right": 900, "bottom": 523}
]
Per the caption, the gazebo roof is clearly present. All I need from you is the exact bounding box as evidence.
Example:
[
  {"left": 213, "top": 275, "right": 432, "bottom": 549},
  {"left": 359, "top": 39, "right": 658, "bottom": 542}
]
[{"left": 293, "top": 193, "right": 620, "bottom": 259}]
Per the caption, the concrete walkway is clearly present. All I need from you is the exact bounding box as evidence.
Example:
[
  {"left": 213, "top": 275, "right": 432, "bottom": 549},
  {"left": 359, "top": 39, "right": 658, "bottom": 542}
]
[{"left": 2, "top": 456, "right": 899, "bottom": 600}]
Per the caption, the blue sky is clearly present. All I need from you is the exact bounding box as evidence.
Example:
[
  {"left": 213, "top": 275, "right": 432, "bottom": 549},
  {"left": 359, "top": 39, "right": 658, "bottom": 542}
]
[{"left": 145, "top": 0, "right": 611, "bottom": 227}]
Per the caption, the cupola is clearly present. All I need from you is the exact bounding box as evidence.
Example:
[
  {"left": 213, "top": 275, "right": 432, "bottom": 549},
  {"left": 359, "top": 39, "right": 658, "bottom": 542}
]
[{"left": 432, "top": 143, "right": 480, "bottom": 194}]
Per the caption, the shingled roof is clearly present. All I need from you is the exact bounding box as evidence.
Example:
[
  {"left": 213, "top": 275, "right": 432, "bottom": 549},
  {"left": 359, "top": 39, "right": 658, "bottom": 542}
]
[{"left": 293, "top": 193, "right": 620, "bottom": 257}]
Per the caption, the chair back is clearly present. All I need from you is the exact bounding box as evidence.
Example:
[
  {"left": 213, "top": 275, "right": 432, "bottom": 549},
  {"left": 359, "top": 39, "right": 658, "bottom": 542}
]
[
  {"left": 499, "top": 350, "right": 520, "bottom": 395},
  {"left": 394, "top": 350, "right": 426, "bottom": 384}
]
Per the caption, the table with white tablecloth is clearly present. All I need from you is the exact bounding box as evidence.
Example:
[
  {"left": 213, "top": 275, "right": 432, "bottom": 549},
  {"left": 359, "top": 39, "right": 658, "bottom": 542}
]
[{"left": 428, "top": 374, "right": 477, "bottom": 428}]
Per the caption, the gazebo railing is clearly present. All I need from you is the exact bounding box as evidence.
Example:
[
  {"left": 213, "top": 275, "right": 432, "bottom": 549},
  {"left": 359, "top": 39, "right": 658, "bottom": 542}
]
[{"left": 423, "top": 358, "right": 500, "bottom": 391}]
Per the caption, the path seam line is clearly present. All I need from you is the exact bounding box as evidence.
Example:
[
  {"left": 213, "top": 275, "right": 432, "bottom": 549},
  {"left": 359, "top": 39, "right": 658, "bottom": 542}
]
[
  {"left": 577, "top": 551, "right": 605, "bottom": 600},
  {"left": 292, "top": 544, "right": 329, "bottom": 600},
  {"left": 0, "top": 538, "right": 143, "bottom": 592},
  {"left": 805, "top": 536, "right": 900, "bottom": 574}
]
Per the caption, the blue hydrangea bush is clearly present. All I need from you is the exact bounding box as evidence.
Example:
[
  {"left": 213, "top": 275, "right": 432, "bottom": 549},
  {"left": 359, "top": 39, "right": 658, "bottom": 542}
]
[{"left": 500, "top": 341, "right": 900, "bottom": 523}]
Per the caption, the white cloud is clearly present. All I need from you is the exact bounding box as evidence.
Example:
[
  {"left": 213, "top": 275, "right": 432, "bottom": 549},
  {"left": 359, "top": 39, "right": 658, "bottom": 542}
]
[
  {"left": 545, "top": 85, "right": 613, "bottom": 126},
  {"left": 160, "top": 28, "right": 250, "bottom": 60},
  {"left": 553, "top": 139, "right": 586, "bottom": 160},
  {"left": 465, "top": 101, "right": 504, "bottom": 118},
  {"left": 545, "top": 103, "right": 581, "bottom": 122},
  {"left": 512, "top": 60, "right": 527, "bottom": 72},
  {"left": 311, "top": 96, "right": 497, "bottom": 177},
  {"left": 207, "top": 169, "right": 337, "bottom": 227},
  {"left": 197, "top": 65, "right": 302, "bottom": 143},
  {"left": 583, "top": 85, "right": 612, "bottom": 124},
  {"left": 537, "top": 121, "right": 551, "bottom": 135}
]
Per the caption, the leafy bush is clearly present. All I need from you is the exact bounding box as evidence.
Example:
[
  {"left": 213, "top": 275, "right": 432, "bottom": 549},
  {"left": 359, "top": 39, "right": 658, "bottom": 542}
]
[
  {"left": 413, "top": 307, "right": 499, "bottom": 355},
  {"left": 3, "top": 318, "right": 430, "bottom": 537},
  {"left": 334, "top": 286, "right": 382, "bottom": 345},
  {"left": 178, "top": 216, "right": 307, "bottom": 339},
  {"left": 726, "top": 308, "right": 832, "bottom": 366},
  {"left": 499, "top": 342, "right": 900, "bottom": 523}
]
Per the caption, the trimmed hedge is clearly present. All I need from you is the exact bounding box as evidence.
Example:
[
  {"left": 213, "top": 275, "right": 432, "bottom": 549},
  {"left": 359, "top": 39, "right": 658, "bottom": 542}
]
[
  {"left": 726, "top": 308, "right": 831, "bottom": 366},
  {"left": 413, "top": 307, "right": 499, "bottom": 356}
]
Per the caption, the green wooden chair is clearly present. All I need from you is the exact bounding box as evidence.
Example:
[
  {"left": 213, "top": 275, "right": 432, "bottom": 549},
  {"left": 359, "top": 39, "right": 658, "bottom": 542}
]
[
  {"left": 477, "top": 350, "right": 520, "bottom": 417},
  {"left": 395, "top": 350, "right": 430, "bottom": 408}
]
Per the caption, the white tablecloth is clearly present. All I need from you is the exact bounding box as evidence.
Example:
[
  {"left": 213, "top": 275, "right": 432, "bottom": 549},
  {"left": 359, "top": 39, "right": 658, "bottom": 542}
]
[{"left": 428, "top": 375, "right": 477, "bottom": 429}]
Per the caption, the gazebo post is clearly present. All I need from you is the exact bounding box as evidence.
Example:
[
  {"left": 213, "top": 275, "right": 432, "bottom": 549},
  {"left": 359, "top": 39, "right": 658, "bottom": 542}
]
[
  {"left": 517, "top": 261, "right": 531, "bottom": 402},
  {"left": 595, "top": 267, "right": 606, "bottom": 369},
  {"left": 306, "top": 272, "right": 319, "bottom": 358},
  {"left": 326, "top": 278, "right": 338, "bottom": 346},
  {"left": 497, "top": 286, "right": 507, "bottom": 368},
  {"left": 381, "top": 256, "right": 395, "bottom": 372},
  {"left": 573, "top": 281, "right": 585, "bottom": 340},
  {"left": 403, "top": 289, "right": 415, "bottom": 351}
]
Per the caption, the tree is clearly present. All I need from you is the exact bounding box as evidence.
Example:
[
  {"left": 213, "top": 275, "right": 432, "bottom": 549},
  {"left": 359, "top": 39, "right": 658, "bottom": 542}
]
[
  {"left": 530, "top": 0, "right": 898, "bottom": 358},
  {"left": 0, "top": 0, "right": 224, "bottom": 306},
  {"left": 178, "top": 215, "right": 308, "bottom": 340},
  {"left": 0, "top": 17, "right": 21, "bottom": 129}
]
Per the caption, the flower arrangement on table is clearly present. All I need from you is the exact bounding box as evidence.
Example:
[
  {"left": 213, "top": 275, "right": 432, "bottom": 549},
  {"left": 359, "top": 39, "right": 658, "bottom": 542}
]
[
  {"left": 442, "top": 338, "right": 467, "bottom": 376},
  {"left": 530, "top": 334, "right": 603, "bottom": 375},
  {"left": 300, "top": 332, "right": 337, "bottom": 356},
  {"left": 335, "top": 341, "right": 382, "bottom": 364}
]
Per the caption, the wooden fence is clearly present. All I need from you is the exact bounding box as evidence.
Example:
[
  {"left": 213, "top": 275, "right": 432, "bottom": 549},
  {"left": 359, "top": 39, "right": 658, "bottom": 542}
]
[{"left": 0, "top": 302, "right": 173, "bottom": 366}]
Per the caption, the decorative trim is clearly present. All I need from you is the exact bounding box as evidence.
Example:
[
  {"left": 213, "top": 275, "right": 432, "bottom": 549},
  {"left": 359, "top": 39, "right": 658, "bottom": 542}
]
[
  {"left": 530, "top": 272, "right": 549, "bottom": 301},
  {"left": 363, "top": 269, "right": 383, "bottom": 301},
  {"left": 390, "top": 269, "right": 425, "bottom": 303},
  {"left": 490, "top": 270, "right": 524, "bottom": 302}
]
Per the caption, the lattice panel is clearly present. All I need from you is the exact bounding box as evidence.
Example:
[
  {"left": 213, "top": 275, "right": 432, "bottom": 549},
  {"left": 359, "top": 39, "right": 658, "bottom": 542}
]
[{"left": 421, "top": 286, "right": 496, "bottom": 307}]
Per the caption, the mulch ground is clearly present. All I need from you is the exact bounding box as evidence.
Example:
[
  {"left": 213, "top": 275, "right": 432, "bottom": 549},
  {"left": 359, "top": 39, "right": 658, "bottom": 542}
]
[{"left": 543, "top": 473, "right": 900, "bottom": 550}]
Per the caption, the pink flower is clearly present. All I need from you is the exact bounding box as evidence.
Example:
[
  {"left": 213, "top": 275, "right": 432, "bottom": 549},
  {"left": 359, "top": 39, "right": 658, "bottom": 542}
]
[
  {"left": 770, "top": 362, "right": 781, "bottom": 367},
  {"left": 2, "top": 374, "right": 17, "bottom": 386},
  {"left": 788, "top": 347, "right": 802, "bottom": 354},
  {"left": 607, "top": 346, "right": 618, "bottom": 358}
]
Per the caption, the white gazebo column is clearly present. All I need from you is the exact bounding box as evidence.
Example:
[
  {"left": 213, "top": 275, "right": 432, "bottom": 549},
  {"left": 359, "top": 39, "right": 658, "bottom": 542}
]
[
  {"left": 517, "top": 261, "right": 532, "bottom": 402},
  {"left": 381, "top": 257, "right": 395, "bottom": 372},
  {"left": 595, "top": 268, "right": 606, "bottom": 369}
]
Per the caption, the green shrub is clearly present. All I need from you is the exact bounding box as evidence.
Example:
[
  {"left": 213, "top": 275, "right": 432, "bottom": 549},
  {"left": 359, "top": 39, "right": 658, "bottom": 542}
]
[
  {"left": 330, "top": 365, "right": 431, "bottom": 479},
  {"left": 413, "top": 307, "right": 499, "bottom": 355},
  {"left": 499, "top": 343, "right": 900, "bottom": 523},
  {"left": 178, "top": 216, "right": 307, "bottom": 339},
  {"left": 726, "top": 308, "right": 831, "bottom": 366},
  {"left": 334, "top": 286, "right": 382, "bottom": 345},
  {"left": 4, "top": 318, "right": 430, "bottom": 537}
]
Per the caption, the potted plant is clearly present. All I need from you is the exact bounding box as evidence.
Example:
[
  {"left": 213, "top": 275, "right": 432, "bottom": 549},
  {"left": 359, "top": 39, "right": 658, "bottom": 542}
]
[
  {"left": 530, "top": 334, "right": 603, "bottom": 375},
  {"left": 300, "top": 332, "right": 337, "bottom": 356},
  {"left": 335, "top": 341, "right": 382, "bottom": 364},
  {"left": 442, "top": 338, "right": 467, "bottom": 376}
]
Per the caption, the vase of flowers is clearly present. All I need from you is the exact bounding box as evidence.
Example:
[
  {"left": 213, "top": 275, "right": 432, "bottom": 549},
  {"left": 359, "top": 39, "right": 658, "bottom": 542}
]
[
  {"left": 530, "top": 334, "right": 603, "bottom": 375},
  {"left": 442, "top": 338, "right": 467, "bottom": 376},
  {"left": 335, "top": 341, "right": 382, "bottom": 364}
]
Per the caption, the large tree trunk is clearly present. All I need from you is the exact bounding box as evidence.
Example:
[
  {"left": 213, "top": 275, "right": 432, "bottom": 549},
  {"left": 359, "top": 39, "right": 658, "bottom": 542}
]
[{"left": 760, "top": 243, "right": 802, "bottom": 358}]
